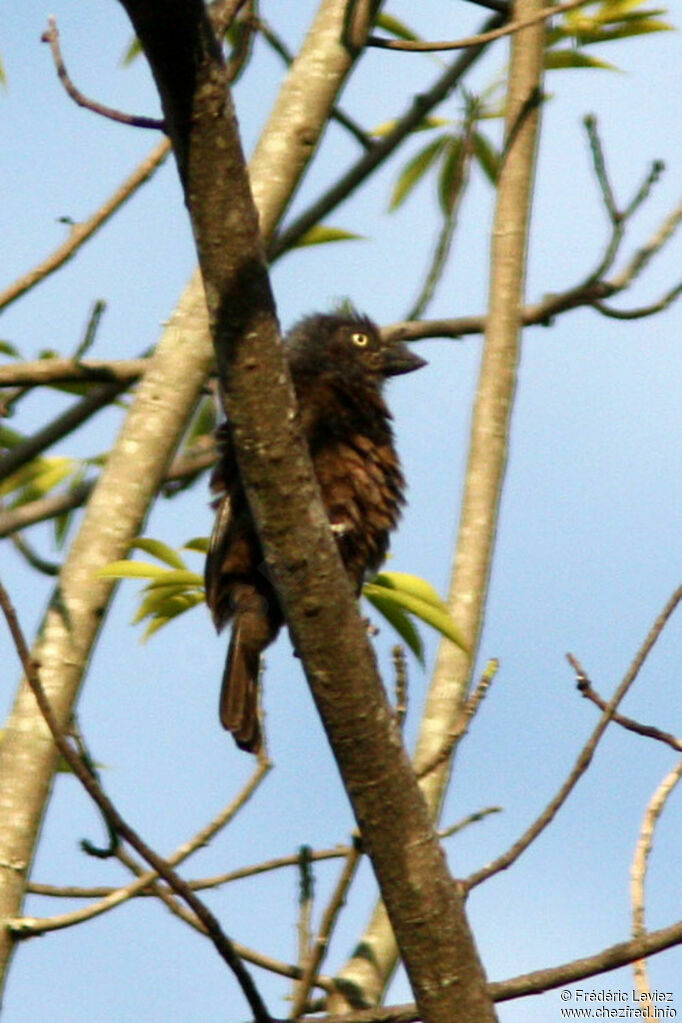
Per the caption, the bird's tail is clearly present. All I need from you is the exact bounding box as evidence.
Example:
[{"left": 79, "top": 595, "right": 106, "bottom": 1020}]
[{"left": 220, "top": 600, "right": 278, "bottom": 754}]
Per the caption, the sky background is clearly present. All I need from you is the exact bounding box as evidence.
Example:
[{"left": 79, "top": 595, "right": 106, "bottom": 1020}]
[{"left": 2, "top": 1, "right": 682, "bottom": 1020}]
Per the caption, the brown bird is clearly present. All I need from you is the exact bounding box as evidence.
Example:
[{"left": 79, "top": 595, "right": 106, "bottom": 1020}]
[{"left": 204, "top": 311, "right": 426, "bottom": 753}]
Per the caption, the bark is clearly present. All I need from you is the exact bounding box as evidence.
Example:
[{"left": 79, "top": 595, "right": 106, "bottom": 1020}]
[{"left": 115, "top": 2, "right": 496, "bottom": 1019}]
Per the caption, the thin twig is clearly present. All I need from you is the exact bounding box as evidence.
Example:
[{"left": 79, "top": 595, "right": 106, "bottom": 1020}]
[
  {"left": 16, "top": 758, "right": 270, "bottom": 931},
  {"left": 572, "top": 657, "right": 682, "bottom": 753},
  {"left": 593, "top": 282, "right": 682, "bottom": 320},
  {"left": 0, "top": 382, "right": 131, "bottom": 484},
  {"left": 269, "top": 13, "right": 505, "bottom": 259},
  {"left": 28, "top": 846, "right": 352, "bottom": 898},
  {"left": 294, "top": 847, "right": 315, "bottom": 1008},
  {"left": 9, "top": 534, "right": 60, "bottom": 576},
  {"left": 0, "top": 140, "right": 170, "bottom": 312},
  {"left": 0, "top": 575, "right": 272, "bottom": 1022},
  {"left": 465, "top": 585, "right": 682, "bottom": 890},
  {"left": 416, "top": 659, "right": 499, "bottom": 781},
  {"left": 368, "top": 0, "right": 589, "bottom": 52},
  {"left": 607, "top": 201, "right": 682, "bottom": 291},
  {"left": 392, "top": 645, "right": 408, "bottom": 728},
  {"left": 438, "top": 806, "right": 502, "bottom": 841},
  {"left": 405, "top": 111, "right": 477, "bottom": 321},
  {"left": 381, "top": 194, "right": 682, "bottom": 345},
  {"left": 0, "top": 445, "right": 217, "bottom": 540},
  {"left": 0, "top": 482, "right": 94, "bottom": 539},
  {"left": 290, "top": 839, "right": 363, "bottom": 1018},
  {"left": 630, "top": 759, "right": 682, "bottom": 996},
  {"left": 41, "top": 17, "right": 164, "bottom": 129}
]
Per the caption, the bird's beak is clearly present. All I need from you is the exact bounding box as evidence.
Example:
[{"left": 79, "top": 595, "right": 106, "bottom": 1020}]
[{"left": 383, "top": 341, "right": 428, "bottom": 377}]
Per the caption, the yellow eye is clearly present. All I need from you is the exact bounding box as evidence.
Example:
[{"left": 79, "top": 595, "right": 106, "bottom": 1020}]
[{"left": 351, "top": 332, "right": 369, "bottom": 347}]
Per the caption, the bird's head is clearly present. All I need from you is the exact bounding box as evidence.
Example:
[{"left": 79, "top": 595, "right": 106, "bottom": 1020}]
[{"left": 286, "top": 311, "right": 426, "bottom": 387}]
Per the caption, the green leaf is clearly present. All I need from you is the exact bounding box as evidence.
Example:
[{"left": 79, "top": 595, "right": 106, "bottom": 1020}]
[
  {"left": 0, "top": 340, "right": 19, "bottom": 358},
  {"left": 97, "top": 560, "right": 173, "bottom": 581},
  {"left": 472, "top": 132, "right": 501, "bottom": 184},
  {"left": 0, "top": 425, "right": 23, "bottom": 448},
  {"left": 375, "top": 13, "right": 422, "bottom": 42},
  {"left": 145, "top": 569, "right": 204, "bottom": 589},
  {"left": 437, "top": 136, "right": 464, "bottom": 213},
  {"left": 185, "top": 397, "right": 217, "bottom": 448},
  {"left": 184, "top": 536, "right": 210, "bottom": 553},
  {"left": 365, "top": 572, "right": 468, "bottom": 652},
  {"left": 130, "top": 537, "right": 188, "bottom": 570},
  {"left": 54, "top": 467, "right": 87, "bottom": 548},
  {"left": 389, "top": 136, "right": 448, "bottom": 210},
  {"left": 545, "top": 49, "right": 620, "bottom": 70},
  {"left": 364, "top": 590, "right": 424, "bottom": 663},
  {"left": 4, "top": 457, "right": 74, "bottom": 504},
  {"left": 140, "top": 592, "right": 204, "bottom": 641},
  {"left": 121, "top": 36, "right": 142, "bottom": 66},
  {"left": 293, "top": 225, "right": 366, "bottom": 248},
  {"left": 372, "top": 115, "right": 449, "bottom": 139},
  {"left": 132, "top": 586, "right": 203, "bottom": 626}
]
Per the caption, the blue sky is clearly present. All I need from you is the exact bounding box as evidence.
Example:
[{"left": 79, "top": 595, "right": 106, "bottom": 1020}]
[{"left": 1, "top": 2, "right": 682, "bottom": 1020}]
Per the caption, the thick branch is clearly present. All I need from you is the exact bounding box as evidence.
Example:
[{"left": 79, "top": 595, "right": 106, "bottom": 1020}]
[{"left": 119, "top": 2, "right": 495, "bottom": 1020}]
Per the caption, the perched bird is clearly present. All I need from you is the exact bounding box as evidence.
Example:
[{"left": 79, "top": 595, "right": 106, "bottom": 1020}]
[{"left": 204, "top": 311, "right": 426, "bottom": 753}]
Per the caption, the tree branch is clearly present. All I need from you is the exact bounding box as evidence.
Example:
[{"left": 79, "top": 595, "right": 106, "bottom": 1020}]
[
  {"left": 0, "top": 382, "right": 131, "bottom": 484},
  {"left": 329, "top": 2, "right": 546, "bottom": 1007},
  {"left": 0, "top": 576, "right": 272, "bottom": 1022},
  {"left": 119, "top": 2, "right": 496, "bottom": 1020},
  {"left": 0, "top": 141, "right": 170, "bottom": 313},
  {"left": 269, "top": 12, "right": 505, "bottom": 259},
  {"left": 0, "top": 358, "right": 149, "bottom": 388},
  {"left": 0, "top": 0, "right": 381, "bottom": 1003},
  {"left": 41, "top": 16, "right": 164, "bottom": 129},
  {"left": 367, "top": 0, "right": 588, "bottom": 52},
  {"left": 466, "top": 585, "right": 682, "bottom": 890},
  {"left": 630, "top": 759, "right": 682, "bottom": 995},
  {"left": 570, "top": 653, "right": 682, "bottom": 753}
]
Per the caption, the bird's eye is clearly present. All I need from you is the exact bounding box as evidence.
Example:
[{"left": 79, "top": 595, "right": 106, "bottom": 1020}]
[{"left": 350, "top": 332, "right": 369, "bottom": 347}]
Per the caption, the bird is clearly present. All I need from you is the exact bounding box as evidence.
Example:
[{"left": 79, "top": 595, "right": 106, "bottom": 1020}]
[{"left": 204, "top": 310, "right": 426, "bottom": 753}]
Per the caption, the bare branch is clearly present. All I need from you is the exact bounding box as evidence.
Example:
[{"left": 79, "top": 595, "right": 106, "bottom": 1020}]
[
  {"left": 0, "top": 382, "right": 130, "bottom": 484},
  {"left": 269, "top": 12, "right": 505, "bottom": 259},
  {"left": 392, "top": 645, "right": 408, "bottom": 729},
  {"left": 416, "top": 659, "right": 499, "bottom": 781},
  {"left": 0, "top": 141, "right": 170, "bottom": 312},
  {"left": 438, "top": 806, "right": 502, "bottom": 841},
  {"left": 290, "top": 839, "right": 363, "bottom": 1018},
  {"left": 41, "top": 17, "right": 164, "bottom": 129},
  {"left": 571, "top": 654, "right": 682, "bottom": 753},
  {"left": 630, "top": 759, "right": 682, "bottom": 996},
  {"left": 0, "top": 481, "right": 93, "bottom": 539},
  {"left": 0, "top": 358, "right": 149, "bottom": 388},
  {"left": 0, "top": 584, "right": 272, "bottom": 1020},
  {"left": 28, "top": 845, "right": 352, "bottom": 899},
  {"left": 367, "top": 0, "right": 589, "bottom": 52},
  {"left": 608, "top": 200, "right": 682, "bottom": 291},
  {"left": 466, "top": 585, "right": 682, "bottom": 890},
  {"left": 593, "top": 282, "right": 682, "bottom": 319}
]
